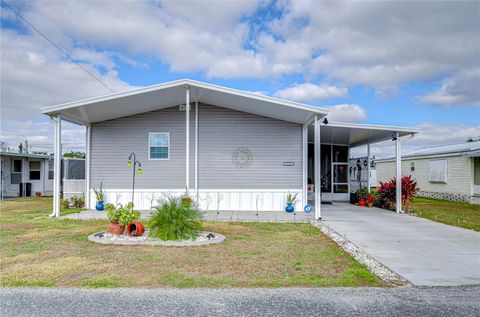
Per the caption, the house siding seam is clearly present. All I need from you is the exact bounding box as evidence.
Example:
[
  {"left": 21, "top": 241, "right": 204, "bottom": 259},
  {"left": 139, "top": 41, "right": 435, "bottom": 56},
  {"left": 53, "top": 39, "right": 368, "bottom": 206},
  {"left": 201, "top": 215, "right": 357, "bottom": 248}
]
[
  {"left": 90, "top": 104, "right": 303, "bottom": 191},
  {"left": 376, "top": 156, "right": 473, "bottom": 202}
]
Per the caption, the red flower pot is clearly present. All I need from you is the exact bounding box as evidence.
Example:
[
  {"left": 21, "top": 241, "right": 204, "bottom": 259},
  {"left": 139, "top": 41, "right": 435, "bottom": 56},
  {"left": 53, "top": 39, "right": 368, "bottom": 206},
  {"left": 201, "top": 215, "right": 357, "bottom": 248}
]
[
  {"left": 108, "top": 222, "right": 125, "bottom": 235},
  {"left": 126, "top": 222, "right": 145, "bottom": 237},
  {"left": 358, "top": 199, "right": 366, "bottom": 207}
]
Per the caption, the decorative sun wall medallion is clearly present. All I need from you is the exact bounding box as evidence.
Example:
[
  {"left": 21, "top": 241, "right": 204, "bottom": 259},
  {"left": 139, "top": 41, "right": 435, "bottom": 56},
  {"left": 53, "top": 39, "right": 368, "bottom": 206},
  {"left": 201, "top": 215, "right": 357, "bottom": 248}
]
[{"left": 232, "top": 146, "right": 253, "bottom": 168}]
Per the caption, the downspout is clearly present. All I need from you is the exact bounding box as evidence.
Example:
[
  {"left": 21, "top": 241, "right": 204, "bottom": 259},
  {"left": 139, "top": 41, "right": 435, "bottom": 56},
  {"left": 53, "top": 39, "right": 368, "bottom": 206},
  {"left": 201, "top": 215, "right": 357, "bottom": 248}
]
[
  {"left": 85, "top": 124, "right": 91, "bottom": 209},
  {"left": 395, "top": 132, "right": 402, "bottom": 213},
  {"left": 195, "top": 101, "right": 199, "bottom": 203},
  {"left": 185, "top": 84, "right": 190, "bottom": 195},
  {"left": 367, "top": 143, "right": 371, "bottom": 194}
]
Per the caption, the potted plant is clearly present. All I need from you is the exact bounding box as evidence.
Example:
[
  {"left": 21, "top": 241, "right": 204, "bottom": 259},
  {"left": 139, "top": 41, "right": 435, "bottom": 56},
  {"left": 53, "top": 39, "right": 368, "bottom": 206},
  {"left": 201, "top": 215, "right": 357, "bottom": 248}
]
[
  {"left": 367, "top": 195, "right": 376, "bottom": 207},
  {"left": 181, "top": 191, "right": 193, "bottom": 208},
  {"left": 106, "top": 203, "right": 141, "bottom": 235},
  {"left": 118, "top": 203, "right": 140, "bottom": 232},
  {"left": 285, "top": 192, "right": 298, "bottom": 213},
  {"left": 355, "top": 188, "right": 369, "bottom": 207},
  {"left": 93, "top": 182, "right": 105, "bottom": 211}
]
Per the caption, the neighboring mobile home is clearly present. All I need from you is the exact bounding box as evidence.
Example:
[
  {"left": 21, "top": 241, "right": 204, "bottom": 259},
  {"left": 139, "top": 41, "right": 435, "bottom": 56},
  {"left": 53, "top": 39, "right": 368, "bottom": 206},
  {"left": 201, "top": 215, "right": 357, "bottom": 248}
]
[
  {"left": 0, "top": 152, "right": 85, "bottom": 200},
  {"left": 41, "top": 79, "right": 418, "bottom": 218},
  {"left": 0, "top": 151, "right": 54, "bottom": 198},
  {"left": 376, "top": 142, "right": 480, "bottom": 204}
]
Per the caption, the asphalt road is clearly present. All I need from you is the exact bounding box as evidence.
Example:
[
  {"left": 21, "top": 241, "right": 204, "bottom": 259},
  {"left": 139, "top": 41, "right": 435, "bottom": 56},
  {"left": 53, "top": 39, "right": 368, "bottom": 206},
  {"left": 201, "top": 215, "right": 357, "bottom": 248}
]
[{"left": 1, "top": 286, "right": 479, "bottom": 317}]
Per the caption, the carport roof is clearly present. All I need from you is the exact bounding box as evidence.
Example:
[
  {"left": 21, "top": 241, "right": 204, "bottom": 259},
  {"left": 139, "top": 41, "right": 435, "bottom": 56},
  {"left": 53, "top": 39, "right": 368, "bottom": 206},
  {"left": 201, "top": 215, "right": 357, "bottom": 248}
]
[
  {"left": 41, "top": 79, "right": 328, "bottom": 125},
  {"left": 309, "top": 121, "right": 419, "bottom": 147}
]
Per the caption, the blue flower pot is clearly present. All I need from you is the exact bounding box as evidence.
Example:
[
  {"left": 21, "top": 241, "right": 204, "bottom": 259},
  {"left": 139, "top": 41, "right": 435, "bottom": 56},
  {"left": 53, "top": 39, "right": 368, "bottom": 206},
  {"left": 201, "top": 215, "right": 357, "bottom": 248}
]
[
  {"left": 95, "top": 200, "right": 105, "bottom": 211},
  {"left": 285, "top": 202, "right": 295, "bottom": 213}
]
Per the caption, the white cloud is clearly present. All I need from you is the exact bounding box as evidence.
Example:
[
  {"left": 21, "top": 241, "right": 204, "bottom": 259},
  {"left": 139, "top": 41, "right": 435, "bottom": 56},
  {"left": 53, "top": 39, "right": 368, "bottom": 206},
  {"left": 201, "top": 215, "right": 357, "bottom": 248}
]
[
  {"left": 266, "top": 1, "right": 480, "bottom": 94},
  {"left": 0, "top": 28, "right": 137, "bottom": 152},
  {"left": 5, "top": 0, "right": 479, "bottom": 94},
  {"left": 325, "top": 104, "right": 366, "bottom": 123},
  {"left": 274, "top": 83, "right": 348, "bottom": 102},
  {"left": 417, "top": 69, "right": 480, "bottom": 107}
]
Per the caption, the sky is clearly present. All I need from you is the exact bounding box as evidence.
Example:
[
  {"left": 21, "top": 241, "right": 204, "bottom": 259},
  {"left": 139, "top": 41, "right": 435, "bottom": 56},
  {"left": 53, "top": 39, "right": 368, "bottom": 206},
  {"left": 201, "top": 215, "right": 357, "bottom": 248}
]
[{"left": 1, "top": 0, "right": 479, "bottom": 158}]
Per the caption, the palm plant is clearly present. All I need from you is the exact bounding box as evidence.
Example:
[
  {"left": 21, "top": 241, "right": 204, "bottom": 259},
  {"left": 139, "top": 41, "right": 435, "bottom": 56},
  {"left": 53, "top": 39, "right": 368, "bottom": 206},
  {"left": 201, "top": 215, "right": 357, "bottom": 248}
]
[{"left": 148, "top": 197, "right": 203, "bottom": 241}]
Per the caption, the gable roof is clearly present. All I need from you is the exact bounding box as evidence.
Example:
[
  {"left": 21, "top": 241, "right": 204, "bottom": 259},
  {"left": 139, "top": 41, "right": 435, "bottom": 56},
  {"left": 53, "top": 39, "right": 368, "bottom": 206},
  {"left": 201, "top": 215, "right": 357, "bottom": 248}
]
[
  {"left": 377, "top": 141, "right": 480, "bottom": 161},
  {"left": 41, "top": 79, "right": 328, "bottom": 125}
]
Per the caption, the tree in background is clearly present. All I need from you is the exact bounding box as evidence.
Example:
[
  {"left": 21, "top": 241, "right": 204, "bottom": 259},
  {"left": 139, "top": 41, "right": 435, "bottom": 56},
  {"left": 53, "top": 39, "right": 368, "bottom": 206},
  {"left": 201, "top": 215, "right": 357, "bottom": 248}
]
[{"left": 63, "top": 150, "right": 85, "bottom": 159}]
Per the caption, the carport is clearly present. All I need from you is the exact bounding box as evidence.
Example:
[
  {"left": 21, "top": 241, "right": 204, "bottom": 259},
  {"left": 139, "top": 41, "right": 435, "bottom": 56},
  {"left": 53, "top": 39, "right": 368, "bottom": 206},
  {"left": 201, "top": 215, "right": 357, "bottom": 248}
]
[{"left": 305, "top": 121, "right": 418, "bottom": 217}]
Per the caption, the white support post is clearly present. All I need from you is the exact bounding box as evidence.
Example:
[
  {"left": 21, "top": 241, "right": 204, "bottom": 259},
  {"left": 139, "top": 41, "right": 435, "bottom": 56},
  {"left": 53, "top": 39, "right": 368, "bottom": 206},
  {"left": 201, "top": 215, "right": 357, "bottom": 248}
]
[
  {"left": 395, "top": 132, "right": 402, "bottom": 213},
  {"left": 194, "top": 101, "right": 199, "bottom": 203},
  {"left": 302, "top": 123, "right": 308, "bottom": 210},
  {"left": 314, "top": 116, "right": 321, "bottom": 220},
  {"left": 185, "top": 85, "right": 190, "bottom": 195},
  {"left": 53, "top": 115, "right": 62, "bottom": 218},
  {"left": 85, "top": 124, "right": 91, "bottom": 209},
  {"left": 367, "top": 142, "right": 371, "bottom": 194}
]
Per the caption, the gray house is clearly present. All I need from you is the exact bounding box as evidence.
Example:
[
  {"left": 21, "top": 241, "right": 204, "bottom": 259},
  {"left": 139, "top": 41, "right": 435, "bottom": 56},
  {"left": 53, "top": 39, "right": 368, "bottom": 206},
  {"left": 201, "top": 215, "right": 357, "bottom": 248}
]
[
  {"left": 0, "top": 151, "right": 54, "bottom": 198},
  {"left": 41, "top": 79, "right": 418, "bottom": 218},
  {"left": 0, "top": 151, "right": 86, "bottom": 200}
]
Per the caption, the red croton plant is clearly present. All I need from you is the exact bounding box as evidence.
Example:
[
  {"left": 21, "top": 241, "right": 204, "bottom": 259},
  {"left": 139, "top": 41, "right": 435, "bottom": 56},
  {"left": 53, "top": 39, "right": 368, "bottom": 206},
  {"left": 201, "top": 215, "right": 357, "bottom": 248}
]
[{"left": 377, "top": 175, "right": 419, "bottom": 211}]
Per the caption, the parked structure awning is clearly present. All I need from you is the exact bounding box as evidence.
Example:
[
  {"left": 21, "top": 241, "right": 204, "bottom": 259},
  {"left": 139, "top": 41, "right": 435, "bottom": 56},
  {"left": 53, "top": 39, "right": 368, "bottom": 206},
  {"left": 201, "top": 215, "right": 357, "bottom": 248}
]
[
  {"left": 309, "top": 122, "right": 419, "bottom": 147},
  {"left": 41, "top": 79, "right": 328, "bottom": 125}
]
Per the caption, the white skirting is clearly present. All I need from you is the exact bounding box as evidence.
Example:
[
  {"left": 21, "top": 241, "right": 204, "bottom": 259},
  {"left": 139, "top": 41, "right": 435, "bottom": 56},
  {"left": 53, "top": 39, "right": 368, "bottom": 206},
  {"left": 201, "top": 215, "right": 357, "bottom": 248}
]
[{"left": 90, "top": 189, "right": 303, "bottom": 211}]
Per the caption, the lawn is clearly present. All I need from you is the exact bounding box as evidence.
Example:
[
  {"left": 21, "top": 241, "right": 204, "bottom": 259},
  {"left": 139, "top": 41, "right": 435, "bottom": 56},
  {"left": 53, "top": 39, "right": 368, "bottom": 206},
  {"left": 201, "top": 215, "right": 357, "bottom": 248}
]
[
  {"left": 0, "top": 197, "right": 385, "bottom": 288},
  {"left": 412, "top": 196, "right": 480, "bottom": 232}
]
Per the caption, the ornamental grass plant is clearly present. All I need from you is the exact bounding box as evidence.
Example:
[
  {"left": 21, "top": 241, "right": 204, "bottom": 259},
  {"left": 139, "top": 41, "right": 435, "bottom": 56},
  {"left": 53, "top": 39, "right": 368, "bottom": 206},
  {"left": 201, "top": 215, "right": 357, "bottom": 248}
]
[{"left": 148, "top": 197, "right": 203, "bottom": 241}]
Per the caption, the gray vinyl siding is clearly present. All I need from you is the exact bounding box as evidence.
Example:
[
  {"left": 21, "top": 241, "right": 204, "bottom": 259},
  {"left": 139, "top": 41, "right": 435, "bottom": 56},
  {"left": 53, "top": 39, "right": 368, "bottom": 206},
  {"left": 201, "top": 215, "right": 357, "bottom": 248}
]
[
  {"left": 90, "top": 104, "right": 302, "bottom": 190},
  {"left": 198, "top": 105, "right": 302, "bottom": 189}
]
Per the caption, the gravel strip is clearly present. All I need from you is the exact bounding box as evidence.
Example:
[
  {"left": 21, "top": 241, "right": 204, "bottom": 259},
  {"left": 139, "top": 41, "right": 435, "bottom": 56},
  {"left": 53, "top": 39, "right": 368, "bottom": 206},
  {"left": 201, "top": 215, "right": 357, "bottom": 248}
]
[
  {"left": 312, "top": 221, "right": 408, "bottom": 286},
  {"left": 88, "top": 230, "right": 225, "bottom": 246}
]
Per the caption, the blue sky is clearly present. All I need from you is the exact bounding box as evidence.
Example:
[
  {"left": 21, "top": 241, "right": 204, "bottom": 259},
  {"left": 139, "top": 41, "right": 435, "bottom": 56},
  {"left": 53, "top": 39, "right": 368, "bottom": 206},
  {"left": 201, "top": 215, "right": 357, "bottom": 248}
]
[{"left": 1, "top": 0, "right": 479, "bottom": 156}]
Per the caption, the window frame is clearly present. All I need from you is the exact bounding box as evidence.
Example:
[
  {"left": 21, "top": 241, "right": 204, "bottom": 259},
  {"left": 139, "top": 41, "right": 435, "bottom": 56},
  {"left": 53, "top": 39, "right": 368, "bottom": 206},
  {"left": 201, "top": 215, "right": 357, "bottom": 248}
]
[
  {"left": 48, "top": 160, "right": 54, "bottom": 180},
  {"left": 410, "top": 161, "right": 415, "bottom": 172},
  {"left": 29, "top": 160, "right": 41, "bottom": 180},
  {"left": 11, "top": 159, "right": 22, "bottom": 184},
  {"left": 148, "top": 132, "right": 170, "bottom": 160}
]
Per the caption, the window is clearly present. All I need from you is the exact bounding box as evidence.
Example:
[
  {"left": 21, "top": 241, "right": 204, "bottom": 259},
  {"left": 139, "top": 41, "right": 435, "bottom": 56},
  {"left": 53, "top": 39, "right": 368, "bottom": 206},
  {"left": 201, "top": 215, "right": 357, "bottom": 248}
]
[
  {"left": 410, "top": 162, "right": 415, "bottom": 172},
  {"left": 48, "top": 160, "right": 54, "bottom": 180},
  {"left": 332, "top": 146, "right": 348, "bottom": 163},
  {"left": 149, "top": 132, "right": 170, "bottom": 160},
  {"left": 29, "top": 161, "right": 41, "bottom": 180},
  {"left": 11, "top": 159, "right": 22, "bottom": 184},
  {"left": 429, "top": 159, "right": 447, "bottom": 183}
]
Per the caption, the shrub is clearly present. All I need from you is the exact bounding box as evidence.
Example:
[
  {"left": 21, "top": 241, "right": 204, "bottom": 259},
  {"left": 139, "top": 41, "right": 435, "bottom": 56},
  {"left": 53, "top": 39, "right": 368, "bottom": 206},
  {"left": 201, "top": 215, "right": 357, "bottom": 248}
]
[
  {"left": 377, "top": 175, "right": 419, "bottom": 211},
  {"left": 355, "top": 188, "right": 369, "bottom": 201},
  {"left": 61, "top": 198, "right": 70, "bottom": 209},
  {"left": 70, "top": 195, "right": 85, "bottom": 208},
  {"left": 148, "top": 197, "right": 203, "bottom": 241}
]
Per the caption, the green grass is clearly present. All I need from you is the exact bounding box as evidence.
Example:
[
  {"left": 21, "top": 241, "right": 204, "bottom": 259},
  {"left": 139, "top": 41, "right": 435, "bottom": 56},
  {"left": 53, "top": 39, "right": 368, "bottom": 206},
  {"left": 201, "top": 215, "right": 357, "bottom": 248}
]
[
  {"left": 0, "top": 197, "right": 386, "bottom": 288},
  {"left": 412, "top": 196, "right": 480, "bottom": 231}
]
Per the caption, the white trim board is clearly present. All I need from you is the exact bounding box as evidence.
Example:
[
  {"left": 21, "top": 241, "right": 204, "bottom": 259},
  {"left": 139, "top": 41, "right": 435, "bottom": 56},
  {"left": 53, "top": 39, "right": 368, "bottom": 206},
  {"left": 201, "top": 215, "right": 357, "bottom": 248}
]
[{"left": 89, "top": 189, "right": 304, "bottom": 212}]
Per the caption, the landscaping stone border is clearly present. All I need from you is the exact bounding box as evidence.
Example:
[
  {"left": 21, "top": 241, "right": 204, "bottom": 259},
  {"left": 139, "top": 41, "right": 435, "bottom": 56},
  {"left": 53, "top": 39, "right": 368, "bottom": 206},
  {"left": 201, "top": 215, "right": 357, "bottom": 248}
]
[
  {"left": 88, "top": 230, "right": 225, "bottom": 247},
  {"left": 311, "top": 221, "right": 409, "bottom": 286}
]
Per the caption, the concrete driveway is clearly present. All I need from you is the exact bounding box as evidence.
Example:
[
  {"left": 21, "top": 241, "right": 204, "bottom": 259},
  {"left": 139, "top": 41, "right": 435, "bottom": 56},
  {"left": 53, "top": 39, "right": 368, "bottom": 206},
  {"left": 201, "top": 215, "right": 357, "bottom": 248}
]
[{"left": 322, "top": 204, "right": 480, "bottom": 286}]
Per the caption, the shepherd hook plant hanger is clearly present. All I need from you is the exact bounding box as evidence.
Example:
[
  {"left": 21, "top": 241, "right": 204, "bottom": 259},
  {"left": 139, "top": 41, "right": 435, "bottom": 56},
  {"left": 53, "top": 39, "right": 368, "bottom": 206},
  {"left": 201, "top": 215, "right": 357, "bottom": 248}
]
[{"left": 128, "top": 152, "right": 142, "bottom": 210}]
